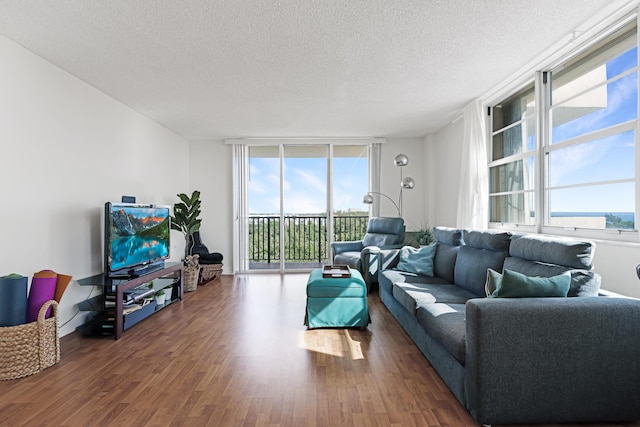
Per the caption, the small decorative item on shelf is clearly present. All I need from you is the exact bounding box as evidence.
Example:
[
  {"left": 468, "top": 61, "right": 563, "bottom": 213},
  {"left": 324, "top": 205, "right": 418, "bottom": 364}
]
[{"left": 154, "top": 289, "right": 166, "bottom": 305}]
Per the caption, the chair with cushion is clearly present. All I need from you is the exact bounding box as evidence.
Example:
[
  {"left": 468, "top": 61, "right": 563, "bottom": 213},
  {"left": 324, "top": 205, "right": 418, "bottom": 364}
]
[
  {"left": 188, "top": 231, "right": 223, "bottom": 283},
  {"left": 330, "top": 217, "right": 405, "bottom": 290}
]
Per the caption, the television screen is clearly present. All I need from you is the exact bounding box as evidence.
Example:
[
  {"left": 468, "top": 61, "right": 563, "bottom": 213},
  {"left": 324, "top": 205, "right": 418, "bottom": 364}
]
[{"left": 104, "top": 202, "right": 170, "bottom": 276}]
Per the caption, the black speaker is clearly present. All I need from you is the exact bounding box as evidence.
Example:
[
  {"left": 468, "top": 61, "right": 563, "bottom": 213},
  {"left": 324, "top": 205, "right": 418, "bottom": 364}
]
[{"left": 121, "top": 195, "right": 136, "bottom": 203}]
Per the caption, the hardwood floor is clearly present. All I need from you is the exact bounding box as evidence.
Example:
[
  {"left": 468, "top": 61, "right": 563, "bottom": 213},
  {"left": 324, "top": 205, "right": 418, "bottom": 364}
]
[{"left": 0, "top": 273, "right": 637, "bottom": 427}]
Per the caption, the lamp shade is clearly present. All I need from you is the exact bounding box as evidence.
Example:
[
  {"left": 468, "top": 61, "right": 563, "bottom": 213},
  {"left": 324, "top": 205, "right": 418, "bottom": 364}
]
[
  {"left": 362, "top": 194, "right": 374, "bottom": 204},
  {"left": 402, "top": 176, "right": 415, "bottom": 189},
  {"left": 394, "top": 153, "right": 409, "bottom": 167}
]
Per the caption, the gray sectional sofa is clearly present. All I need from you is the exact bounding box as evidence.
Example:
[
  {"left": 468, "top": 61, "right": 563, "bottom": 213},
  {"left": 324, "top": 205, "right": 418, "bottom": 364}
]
[{"left": 377, "top": 227, "right": 640, "bottom": 425}]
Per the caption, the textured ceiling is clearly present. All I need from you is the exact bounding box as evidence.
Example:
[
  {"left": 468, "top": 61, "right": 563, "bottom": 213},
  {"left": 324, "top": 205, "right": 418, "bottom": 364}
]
[{"left": 0, "top": 0, "right": 631, "bottom": 140}]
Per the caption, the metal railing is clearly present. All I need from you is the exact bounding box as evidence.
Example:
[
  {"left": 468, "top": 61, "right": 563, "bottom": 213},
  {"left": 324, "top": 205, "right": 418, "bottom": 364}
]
[{"left": 248, "top": 214, "right": 369, "bottom": 265}]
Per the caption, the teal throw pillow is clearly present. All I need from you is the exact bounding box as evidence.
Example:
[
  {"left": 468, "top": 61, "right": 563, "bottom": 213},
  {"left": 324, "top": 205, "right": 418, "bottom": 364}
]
[
  {"left": 396, "top": 245, "right": 436, "bottom": 277},
  {"left": 485, "top": 268, "right": 502, "bottom": 296},
  {"left": 491, "top": 268, "right": 571, "bottom": 298}
]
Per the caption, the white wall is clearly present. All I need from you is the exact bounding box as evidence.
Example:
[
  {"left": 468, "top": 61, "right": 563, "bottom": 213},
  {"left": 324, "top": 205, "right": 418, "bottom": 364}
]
[
  {"left": 432, "top": 118, "right": 640, "bottom": 298},
  {"left": 188, "top": 140, "right": 233, "bottom": 275},
  {"left": 379, "top": 138, "right": 427, "bottom": 231},
  {"left": 432, "top": 119, "right": 464, "bottom": 228},
  {"left": 0, "top": 35, "right": 190, "bottom": 336}
]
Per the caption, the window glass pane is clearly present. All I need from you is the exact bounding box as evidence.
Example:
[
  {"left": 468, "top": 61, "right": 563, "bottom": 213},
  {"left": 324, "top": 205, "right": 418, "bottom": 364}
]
[
  {"left": 526, "top": 113, "right": 536, "bottom": 152},
  {"left": 548, "top": 131, "right": 634, "bottom": 187},
  {"left": 492, "top": 86, "right": 535, "bottom": 131},
  {"left": 492, "top": 85, "right": 535, "bottom": 160},
  {"left": 547, "top": 182, "right": 635, "bottom": 230},
  {"left": 552, "top": 71, "right": 638, "bottom": 143},
  {"left": 489, "top": 192, "right": 535, "bottom": 224},
  {"left": 492, "top": 126, "right": 523, "bottom": 160},
  {"left": 332, "top": 145, "right": 369, "bottom": 242},
  {"left": 490, "top": 157, "right": 535, "bottom": 193},
  {"left": 249, "top": 146, "right": 280, "bottom": 214},
  {"left": 607, "top": 46, "right": 638, "bottom": 79}
]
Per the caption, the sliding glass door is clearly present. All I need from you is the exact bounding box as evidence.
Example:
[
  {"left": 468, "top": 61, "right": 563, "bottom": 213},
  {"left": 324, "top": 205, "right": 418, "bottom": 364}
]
[
  {"left": 245, "top": 143, "right": 368, "bottom": 272},
  {"left": 283, "top": 145, "right": 328, "bottom": 271}
]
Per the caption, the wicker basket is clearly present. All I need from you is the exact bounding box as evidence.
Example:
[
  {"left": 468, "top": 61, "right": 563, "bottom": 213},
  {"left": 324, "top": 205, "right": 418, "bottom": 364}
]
[
  {"left": 0, "top": 300, "right": 60, "bottom": 381},
  {"left": 184, "top": 266, "right": 200, "bottom": 292},
  {"left": 199, "top": 263, "right": 223, "bottom": 284}
]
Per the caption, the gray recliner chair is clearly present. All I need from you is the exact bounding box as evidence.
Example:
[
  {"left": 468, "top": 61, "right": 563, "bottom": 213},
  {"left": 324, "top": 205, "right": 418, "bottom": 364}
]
[{"left": 330, "top": 217, "right": 405, "bottom": 290}]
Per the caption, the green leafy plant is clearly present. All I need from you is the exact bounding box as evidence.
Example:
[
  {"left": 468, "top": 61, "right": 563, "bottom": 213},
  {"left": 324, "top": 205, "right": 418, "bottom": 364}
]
[
  {"left": 171, "top": 190, "right": 202, "bottom": 259},
  {"left": 413, "top": 226, "right": 435, "bottom": 246},
  {"left": 154, "top": 289, "right": 165, "bottom": 297}
]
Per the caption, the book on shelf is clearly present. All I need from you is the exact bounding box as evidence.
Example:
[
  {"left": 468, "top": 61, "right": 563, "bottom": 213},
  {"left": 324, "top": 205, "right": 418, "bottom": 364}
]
[
  {"left": 123, "top": 303, "right": 142, "bottom": 315},
  {"left": 124, "top": 287, "right": 153, "bottom": 303}
]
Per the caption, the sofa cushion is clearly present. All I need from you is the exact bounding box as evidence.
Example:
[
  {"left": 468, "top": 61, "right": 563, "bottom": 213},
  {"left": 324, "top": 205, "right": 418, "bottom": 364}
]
[
  {"left": 416, "top": 303, "right": 467, "bottom": 364},
  {"left": 432, "top": 227, "right": 464, "bottom": 283},
  {"left": 393, "top": 282, "right": 476, "bottom": 315},
  {"left": 503, "top": 257, "right": 601, "bottom": 297},
  {"left": 454, "top": 246, "right": 509, "bottom": 297},
  {"left": 463, "top": 229, "right": 511, "bottom": 252},
  {"left": 378, "top": 268, "right": 450, "bottom": 295},
  {"left": 509, "top": 234, "right": 595, "bottom": 269},
  {"left": 396, "top": 245, "right": 436, "bottom": 276},
  {"left": 434, "top": 243, "right": 460, "bottom": 284},
  {"left": 490, "top": 269, "right": 571, "bottom": 298},
  {"left": 433, "top": 227, "right": 463, "bottom": 246}
]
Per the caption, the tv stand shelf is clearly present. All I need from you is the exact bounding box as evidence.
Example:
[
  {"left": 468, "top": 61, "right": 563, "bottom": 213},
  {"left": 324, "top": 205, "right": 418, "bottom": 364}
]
[{"left": 78, "top": 262, "right": 184, "bottom": 339}]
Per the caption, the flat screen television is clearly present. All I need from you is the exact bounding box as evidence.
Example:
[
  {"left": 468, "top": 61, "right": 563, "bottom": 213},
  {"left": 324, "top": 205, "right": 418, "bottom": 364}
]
[{"left": 104, "top": 202, "right": 171, "bottom": 277}]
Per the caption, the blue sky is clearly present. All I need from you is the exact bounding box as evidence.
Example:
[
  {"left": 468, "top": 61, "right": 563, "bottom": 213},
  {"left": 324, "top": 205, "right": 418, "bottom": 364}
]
[
  {"left": 548, "top": 46, "right": 637, "bottom": 213},
  {"left": 248, "top": 155, "right": 368, "bottom": 214}
]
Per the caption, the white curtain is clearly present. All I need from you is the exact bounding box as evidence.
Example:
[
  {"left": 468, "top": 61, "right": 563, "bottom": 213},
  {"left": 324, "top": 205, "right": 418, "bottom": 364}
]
[
  {"left": 369, "top": 142, "right": 382, "bottom": 217},
  {"left": 232, "top": 144, "right": 250, "bottom": 273},
  {"left": 456, "top": 99, "right": 489, "bottom": 229}
]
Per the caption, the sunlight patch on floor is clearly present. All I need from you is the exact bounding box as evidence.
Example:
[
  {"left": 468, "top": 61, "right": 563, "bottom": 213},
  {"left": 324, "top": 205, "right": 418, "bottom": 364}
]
[{"left": 297, "top": 328, "right": 364, "bottom": 360}]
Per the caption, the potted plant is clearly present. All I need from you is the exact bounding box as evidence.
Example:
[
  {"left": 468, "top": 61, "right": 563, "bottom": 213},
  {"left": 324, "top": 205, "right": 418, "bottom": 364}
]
[
  {"left": 154, "top": 289, "right": 166, "bottom": 305},
  {"left": 171, "top": 190, "right": 202, "bottom": 292},
  {"left": 409, "top": 225, "right": 435, "bottom": 247},
  {"left": 163, "top": 286, "right": 174, "bottom": 302}
]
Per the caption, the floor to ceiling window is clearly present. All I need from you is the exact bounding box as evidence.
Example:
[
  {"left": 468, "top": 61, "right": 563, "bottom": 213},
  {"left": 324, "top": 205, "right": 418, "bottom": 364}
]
[{"left": 242, "top": 142, "right": 369, "bottom": 272}]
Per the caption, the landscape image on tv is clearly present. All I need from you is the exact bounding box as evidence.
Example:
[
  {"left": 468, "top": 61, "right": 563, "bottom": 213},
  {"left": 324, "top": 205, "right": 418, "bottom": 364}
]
[{"left": 108, "top": 206, "right": 170, "bottom": 272}]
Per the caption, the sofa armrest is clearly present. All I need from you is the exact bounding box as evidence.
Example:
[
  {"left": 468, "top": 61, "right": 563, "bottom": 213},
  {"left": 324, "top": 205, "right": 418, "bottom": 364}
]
[
  {"left": 465, "top": 296, "right": 640, "bottom": 425},
  {"left": 330, "top": 240, "right": 363, "bottom": 257},
  {"left": 378, "top": 248, "right": 401, "bottom": 270},
  {"left": 361, "top": 246, "right": 381, "bottom": 288}
]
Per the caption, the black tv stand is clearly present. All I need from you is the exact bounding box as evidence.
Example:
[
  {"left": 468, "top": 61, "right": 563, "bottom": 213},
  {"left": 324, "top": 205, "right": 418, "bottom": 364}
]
[{"left": 78, "top": 262, "right": 184, "bottom": 339}]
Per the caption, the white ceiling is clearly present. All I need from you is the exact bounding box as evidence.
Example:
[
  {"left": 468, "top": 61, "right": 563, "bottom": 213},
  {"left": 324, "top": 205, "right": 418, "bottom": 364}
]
[{"left": 0, "top": 0, "right": 632, "bottom": 141}]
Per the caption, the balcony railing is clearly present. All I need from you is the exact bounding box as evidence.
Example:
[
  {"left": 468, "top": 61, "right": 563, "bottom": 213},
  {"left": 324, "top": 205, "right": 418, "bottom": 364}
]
[{"left": 248, "top": 214, "right": 369, "bottom": 267}]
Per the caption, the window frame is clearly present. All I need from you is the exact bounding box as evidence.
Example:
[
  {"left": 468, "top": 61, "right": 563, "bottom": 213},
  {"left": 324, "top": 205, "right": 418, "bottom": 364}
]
[{"left": 487, "top": 12, "right": 640, "bottom": 243}]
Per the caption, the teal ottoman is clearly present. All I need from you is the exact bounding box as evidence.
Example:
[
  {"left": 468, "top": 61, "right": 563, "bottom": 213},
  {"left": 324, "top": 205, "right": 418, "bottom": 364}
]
[{"left": 304, "top": 268, "right": 370, "bottom": 328}]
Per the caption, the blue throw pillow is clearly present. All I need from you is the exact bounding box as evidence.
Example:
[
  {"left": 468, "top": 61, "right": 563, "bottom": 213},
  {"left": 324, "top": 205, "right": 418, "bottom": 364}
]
[
  {"left": 491, "top": 268, "right": 571, "bottom": 298},
  {"left": 396, "top": 245, "right": 436, "bottom": 277}
]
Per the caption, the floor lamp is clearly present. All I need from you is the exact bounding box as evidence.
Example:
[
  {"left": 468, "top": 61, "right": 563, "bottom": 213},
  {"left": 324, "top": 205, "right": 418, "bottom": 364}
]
[{"left": 363, "top": 153, "right": 415, "bottom": 217}]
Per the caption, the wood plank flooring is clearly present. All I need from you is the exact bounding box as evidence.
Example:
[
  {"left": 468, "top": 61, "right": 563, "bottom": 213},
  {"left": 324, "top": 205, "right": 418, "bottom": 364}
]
[{"left": 0, "top": 273, "right": 637, "bottom": 427}]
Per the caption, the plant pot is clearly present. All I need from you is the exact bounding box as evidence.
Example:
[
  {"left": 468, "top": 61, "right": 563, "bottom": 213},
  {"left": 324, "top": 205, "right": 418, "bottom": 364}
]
[
  {"left": 164, "top": 287, "right": 174, "bottom": 302},
  {"left": 183, "top": 266, "right": 200, "bottom": 292},
  {"left": 155, "top": 294, "right": 166, "bottom": 305}
]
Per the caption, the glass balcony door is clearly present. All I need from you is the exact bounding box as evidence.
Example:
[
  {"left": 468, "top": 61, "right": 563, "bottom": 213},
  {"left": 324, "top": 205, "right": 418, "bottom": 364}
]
[
  {"left": 283, "top": 145, "right": 328, "bottom": 271},
  {"left": 246, "top": 143, "right": 369, "bottom": 273}
]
